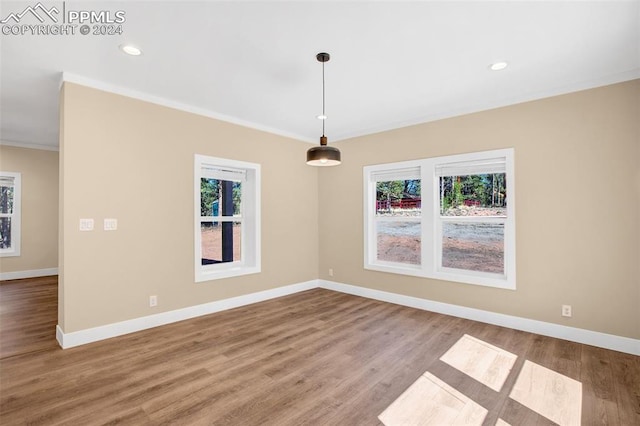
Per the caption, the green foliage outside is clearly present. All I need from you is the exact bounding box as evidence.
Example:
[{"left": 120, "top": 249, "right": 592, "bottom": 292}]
[
  {"left": 200, "top": 179, "right": 242, "bottom": 216},
  {"left": 0, "top": 185, "right": 13, "bottom": 249},
  {"left": 440, "top": 173, "right": 506, "bottom": 212},
  {"left": 376, "top": 179, "right": 421, "bottom": 210}
]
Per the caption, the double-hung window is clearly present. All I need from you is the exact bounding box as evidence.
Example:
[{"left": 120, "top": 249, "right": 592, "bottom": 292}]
[
  {"left": 364, "top": 149, "right": 515, "bottom": 289},
  {"left": 195, "top": 155, "right": 260, "bottom": 282},
  {"left": 368, "top": 164, "right": 422, "bottom": 269},
  {"left": 0, "top": 172, "right": 21, "bottom": 257}
]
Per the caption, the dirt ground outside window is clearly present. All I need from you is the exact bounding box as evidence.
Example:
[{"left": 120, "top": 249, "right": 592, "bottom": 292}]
[
  {"left": 376, "top": 219, "right": 504, "bottom": 273},
  {"left": 201, "top": 223, "right": 242, "bottom": 263}
]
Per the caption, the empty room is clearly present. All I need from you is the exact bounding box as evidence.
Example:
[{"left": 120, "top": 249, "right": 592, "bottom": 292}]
[{"left": 0, "top": 1, "right": 638, "bottom": 425}]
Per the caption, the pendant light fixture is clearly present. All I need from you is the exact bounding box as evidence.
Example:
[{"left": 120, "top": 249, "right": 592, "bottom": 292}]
[{"left": 306, "top": 52, "right": 341, "bottom": 166}]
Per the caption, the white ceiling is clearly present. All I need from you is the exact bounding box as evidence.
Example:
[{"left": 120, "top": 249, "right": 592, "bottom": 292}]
[{"left": 1, "top": 1, "right": 639, "bottom": 150}]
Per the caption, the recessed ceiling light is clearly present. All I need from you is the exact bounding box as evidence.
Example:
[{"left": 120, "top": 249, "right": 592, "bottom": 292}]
[
  {"left": 119, "top": 44, "right": 142, "bottom": 56},
  {"left": 317, "top": 114, "right": 327, "bottom": 120},
  {"left": 490, "top": 61, "right": 508, "bottom": 71}
]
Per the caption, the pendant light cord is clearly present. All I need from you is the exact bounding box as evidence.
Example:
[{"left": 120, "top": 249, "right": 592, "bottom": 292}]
[
  {"left": 307, "top": 52, "right": 340, "bottom": 166},
  {"left": 322, "top": 60, "right": 326, "bottom": 137}
]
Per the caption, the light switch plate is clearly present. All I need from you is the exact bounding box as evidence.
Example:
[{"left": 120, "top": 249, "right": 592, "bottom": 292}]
[
  {"left": 104, "top": 218, "right": 118, "bottom": 231},
  {"left": 79, "top": 218, "right": 94, "bottom": 231}
]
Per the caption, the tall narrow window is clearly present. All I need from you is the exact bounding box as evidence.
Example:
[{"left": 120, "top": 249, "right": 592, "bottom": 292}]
[
  {"left": 436, "top": 158, "right": 508, "bottom": 277},
  {"left": 372, "top": 167, "right": 421, "bottom": 266},
  {"left": 0, "top": 172, "right": 21, "bottom": 257},
  {"left": 364, "top": 149, "right": 515, "bottom": 289},
  {"left": 200, "top": 169, "right": 243, "bottom": 265},
  {"left": 195, "top": 156, "right": 260, "bottom": 282}
]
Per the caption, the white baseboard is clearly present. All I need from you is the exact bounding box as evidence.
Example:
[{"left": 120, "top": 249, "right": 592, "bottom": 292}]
[
  {"left": 0, "top": 139, "right": 59, "bottom": 152},
  {"left": 56, "top": 280, "right": 318, "bottom": 349},
  {"left": 56, "top": 278, "right": 640, "bottom": 356},
  {"left": 0, "top": 267, "right": 58, "bottom": 281},
  {"left": 319, "top": 280, "right": 640, "bottom": 356}
]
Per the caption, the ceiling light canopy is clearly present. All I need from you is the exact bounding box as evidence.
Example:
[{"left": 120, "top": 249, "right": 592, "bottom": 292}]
[
  {"left": 120, "top": 44, "right": 142, "bottom": 56},
  {"left": 307, "top": 52, "right": 341, "bottom": 167},
  {"left": 489, "top": 61, "right": 508, "bottom": 71}
]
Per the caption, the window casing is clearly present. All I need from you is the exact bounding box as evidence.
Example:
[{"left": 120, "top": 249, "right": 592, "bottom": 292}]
[
  {"left": 369, "top": 165, "right": 422, "bottom": 270},
  {"left": 195, "top": 155, "right": 260, "bottom": 282},
  {"left": 364, "top": 149, "right": 515, "bottom": 290},
  {"left": 0, "top": 172, "right": 21, "bottom": 257}
]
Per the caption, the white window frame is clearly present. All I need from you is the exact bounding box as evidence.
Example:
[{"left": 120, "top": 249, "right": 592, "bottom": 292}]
[
  {"left": 365, "top": 161, "right": 424, "bottom": 276},
  {"left": 364, "top": 148, "right": 515, "bottom": 290},
  {"left": 194, "top": 155, "right": 260, "bottom": 282},
  {"left": 0, "top": 172, "right": 21, "bottom": 258}
]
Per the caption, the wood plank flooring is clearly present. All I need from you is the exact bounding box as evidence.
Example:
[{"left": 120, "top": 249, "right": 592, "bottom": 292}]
[
  {"left": 0, "top": 276, "right": 59, "bottom": 359},
  {"left": 1, "top": 276, "right": 639, "bottom": 425}
]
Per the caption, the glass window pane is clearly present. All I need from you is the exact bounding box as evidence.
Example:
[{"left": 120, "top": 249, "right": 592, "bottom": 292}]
[
  {"left": 439, "top": 174, "right": 506, "bottom": 216},
  {"left": 376, "top": 221, "right": 421, "bottom": 265},
  {"left": 231, "top": 181, "right": 241, "bottom": 216},
  {"left": 442, "top": 222, "right": 504, "bottom": 274},
  {"left": 0, "top": 217, "right": 12, "bottom": 249},
  {"left": 376, "top": 180, "right": 421, "bottom": 217},
  {"left": 200, "top": 179, "right": 242, "bottom": 217},
  {"left": 201, "top": 221, "right": 242, "bottom": 265},
  {"left": 0, "top": 186, "right": 14, "bottom": 214}
]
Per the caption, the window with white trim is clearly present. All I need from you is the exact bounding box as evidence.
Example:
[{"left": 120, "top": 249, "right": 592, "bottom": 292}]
[
  {"left": 0, "top": 172, "right": 21, "bottom": 257},
  {"left": 195, "top": 155, "right": 260, "bottom": 282},
  {"left": 370, "top": 165, "right": 422, "bottom": 268},
  {"left": 364, "top": 149, "right": 515, "bottom": 289}
]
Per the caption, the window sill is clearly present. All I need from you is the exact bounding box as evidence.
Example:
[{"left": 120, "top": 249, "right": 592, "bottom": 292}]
[
  {"left": 365, "top": 262, "right": 515, "bottom": 290},
  {"left": 0, "top": 249, "right": 20, "bottom": 258},
  {"left": 432, "top": 269, "right": 515, "bottom": 290},
  {"left": 364, "top": 262, "right": 424, "bottom": 278},
  {"left": 196, "top": 265, "right": 261, "bottom": 282}
]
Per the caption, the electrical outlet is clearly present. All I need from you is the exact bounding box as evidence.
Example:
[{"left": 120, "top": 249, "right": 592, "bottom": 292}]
[
  {"left": 104, "top": 218, "right": 118, "bottom": 231},
  {"left": 149, "top": 295, "right": 158, "bottom": 307},
  {"left": 329, "top": 268, "right": 334, "bottom": 277},
  {"left": 561, "top": 304, "right": 572, "bottom": 318}
]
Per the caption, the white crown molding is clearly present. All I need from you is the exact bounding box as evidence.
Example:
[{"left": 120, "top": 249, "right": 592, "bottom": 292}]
[
  {"left": 0, "top": 268, "right": 59, "bottom": 281},
  {"left": 56, "top": 278, "right": 639, "bottom": 355},
  {"left": 332, "top": 68, "right": 640, "bottom": 143},
  {"left": 0, "top": 140, "right": 59, "bottom": 152},
  {"left": 60, "top": 72, "right": 316, "bottom": 144},
  {"left": 57, "top": 69, "right": 640, "bottom": 146}
]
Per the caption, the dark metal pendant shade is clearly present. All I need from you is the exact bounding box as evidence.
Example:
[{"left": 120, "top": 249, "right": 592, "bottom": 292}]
[
  {"left": 307, "top": 52, "right": 341, "bottom": 167},
  {"left": 306, "top": 136, "right": 341, "bottom": 166}
]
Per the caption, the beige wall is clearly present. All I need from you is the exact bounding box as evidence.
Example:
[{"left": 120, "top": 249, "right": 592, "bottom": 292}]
[
  {"left": 319, "top": 80, "right": 640, "bottom": 339},
  {"left": 59, "top": 83, "right": 319, "bottom": 332},
  {"left": 60, "top": 79, "right": 639, "bottom": 340},
  {"left": 0, "top": 145, "right": 59, "bottom": 275}
]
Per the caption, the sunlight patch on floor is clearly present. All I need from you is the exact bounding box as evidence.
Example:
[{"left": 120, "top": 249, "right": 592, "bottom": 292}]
[
  {"left": 440, "top": 334, "right": 517, "bottom": 392},
  {"left": 379, "top": 335, "right": 584, "bottom": 425},
  {"left": 509, "top": 360, "right": 582, "bottom": 426},
  {"left": 378, "top": 372, "right": 488, "bottom": 426}
]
